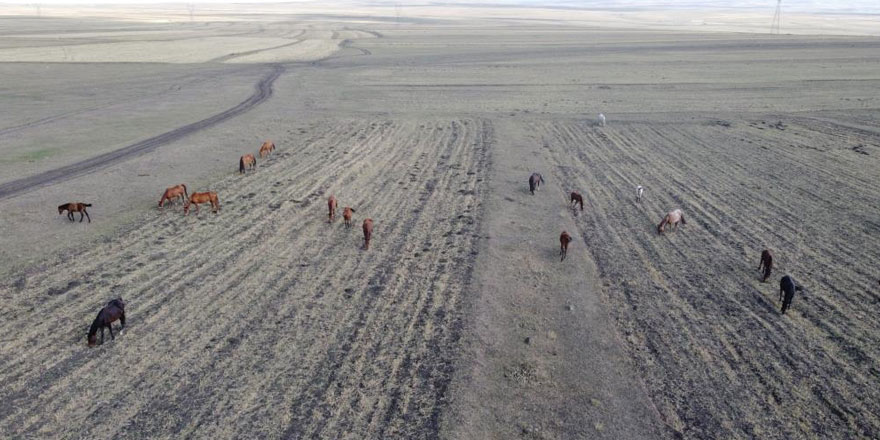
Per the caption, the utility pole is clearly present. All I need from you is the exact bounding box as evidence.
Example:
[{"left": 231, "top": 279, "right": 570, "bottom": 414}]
[{"left": 771, "top": 0, "right": 782, "bottom": 34}]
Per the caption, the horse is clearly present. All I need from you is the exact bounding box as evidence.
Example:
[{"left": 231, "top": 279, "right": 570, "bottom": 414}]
[
  {"left": 184, "top": 191, "right": 220, "bottom": 215},
  {"left": 327, "top": 195, "right": 338, "bottom": 222},
  {"left": 779, "top": 275, "right": 803, "bottom": 315},
  {"left": 239, "top": 154, "right": 257, "bottom": 174},
  {"left": 598, "top": 113, "right": 606, "bottom": 127},
  {"left": 657, "top": 209, "right": 686, "bottom": 234},
  {"left": 87, "top": 298, "right": 125, "bottom": 347},
  {"left": 560, "top": 231, "right": 572, "bottom": 261},
  {"left": 758, "top": 249, "right": 773, "bottom": 283},
  {"left": 259, "top": 140, "right": 275, "bottom": 158},
  {"left": 343, "top": 207, "right": 355, "bottom": 228},
  {"left": 570, "top": 192, "right": 584, "bottom": 211},
  {"left": 363, "top": 218, "right": 373, "bottom": 250},
  {"left": 58, "top": 203, "right": 92, "bottom": 223},
  {"left": 636, "top": 185, "right": 644, "bottom": 203},
  {"left": 529, "top": 173, "right": 545, "bottom": 195},
  {"left": 158, "top": 184, "right": 188, "bottom": 209}
]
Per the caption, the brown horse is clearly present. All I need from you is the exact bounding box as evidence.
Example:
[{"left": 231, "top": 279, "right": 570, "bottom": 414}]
[
  {"left": 239, "top": 154, "right": 257, "bottom": 174},
  {"left": 259, "top": 140, "right": 275, "bottom": 158},
  {"left": 758, "top": 249, "right": 773, "bottom": 283},
  {"left": 529, "top": 173, "right": 545, "bottom": 195},
  {"left": 363, "top": 218, "right": 373, "bottom": 250},
  {"left": 184, "top": 191, "right": 220, "bottom": 215},
  {"left": 343, "top": 207, "right": 355, "bottom": 228},
  {"left": 570, "top": 192, "right": 584, "bottom": 211},
  {"left": 58, "top": 202, "right": 92, "bottom": 223},
  {"left": 158, "top": 184, "right": 188, "bottom": 209},
  {"left": 328, "top": 195, "right": 338, "bottom": 222},
  {"left": 560, "top": 231, "right": 572, "bottom": 261},
  {"left": 88, "top": 298, "right": 125, "bottom": 347},
  {"left": 657, "top": 209, "right": 686, "bottom": 234}
]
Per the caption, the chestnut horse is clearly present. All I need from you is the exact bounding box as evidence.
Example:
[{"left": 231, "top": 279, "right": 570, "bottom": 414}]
[
  {"left": 560, "top": 231, "right": 572, "bottom": 261},
  {"left": 259, "top": 140, "right": 275, "bottom": 158},
  {"left": 59, "top": 202, "right": 92, "bottom": 223},
  {"left": 363, "top": 218, "right": 373, "bottom": 250},
  {"left": 657, "top": 209, "right": 686, "bottom": 234},
  {"left": 758, "top": 249, "right": 773, "bottom": 283},
  {"left": 239, "top": 154, "right": 257, "bottom": 174},
  {"left": 328, "top": 195, "right": 338, "bottom": 222},
  {"left": 529, "top": 173, "right": 545, "bottom": 195},
  {"left": 184, "top": 191, "right": 220, "bottom": 215},
  {"left": 570, "top": 192, "right": 584, "bottom": 211},
  {"left": 343, "top": 207, "right": 355, "bottom": 228},
  {"left": 158, "top": 184, "right": 188, "bottom": 209},
  {"left": 88, "top": 298, "right": 125, "bottom": 347}
]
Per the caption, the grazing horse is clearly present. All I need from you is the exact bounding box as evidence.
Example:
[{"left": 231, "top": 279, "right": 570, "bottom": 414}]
[
  {"left": 87, "top": 298, "right": 125, "bottom": 347},
  {"left": 657, "top": 209, "right": 686, "bottom": 234},
  {"left": 758, "top": 249, "right": 773, "bottom": 282},
  {"left": 779, "top": 275, "right": 803, "bottom": 315},
  {"left": 343, "top": 207, "right": 355, "bottom": 228},
  {"left": 259, "top": 140, "right": 275, "bottom": 158},
  {"left": 239, "top": 154, "right": 257, "bottom": 174},
  {"left": 570, "top": 192, "right": 584, "bottom": 211},
  {"left": 184, "top": 191, "right": 220, "bottom": 215},
  {"left": 636, "top": 185, "right": 644, "bottom": 203},
  {"left": 528, "top": 173, "right": 545, "bottom": 195},
  {"left": 598, "top": 113, "right": 606, "bottom": 127},
  {"left": 58, "top": 203, "right": 92, "bottom": 223},
  {"left": 560, "top": 231, "right": 572, "bottom": 261},
  {"left": 158, "top": 184, "right": 188, "bottom": 209},
  {"left": 363, "top": 218, "right": 373, "bottom": 250},
  {"left": 327, "top": 195, "right": 338, "bottom": 222}
]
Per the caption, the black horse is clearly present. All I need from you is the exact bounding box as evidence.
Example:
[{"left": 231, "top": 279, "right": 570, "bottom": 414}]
[
  {"left": 528, "top": 173, "right": 544, "bottom": 195},
  {"left": 88, "top": 298, "right": 126, "bottom": 346},
  {"left": 779, "top": 275, "right": 803, "bottom": 315}
]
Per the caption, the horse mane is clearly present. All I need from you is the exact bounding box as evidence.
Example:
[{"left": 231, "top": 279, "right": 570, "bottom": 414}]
[
  {"left": 181, "top": 184, "right": 188, "bottom": 198},
  {"left": 88, "top": 311, "right": 103, "bottom": 338}
]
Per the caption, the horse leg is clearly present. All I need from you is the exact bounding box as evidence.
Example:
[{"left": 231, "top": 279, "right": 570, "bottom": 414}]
[
  {"left": 120, "top": 311, "right": 126, "bottom": 331},
  {"left": 109, "top": 324, "right": 115, "bottom": 340},
  {"left": 100, "top": 327, "right": 105, "bottom": 345},
  {"left": 84, "top": 210, "right": 91, "bottom": 223},
  {"left": 68, "top": 211, "right": 74, "bottom": 222},
  {"left": 79, "top": 211, "right": 85, "bottom": 222}
]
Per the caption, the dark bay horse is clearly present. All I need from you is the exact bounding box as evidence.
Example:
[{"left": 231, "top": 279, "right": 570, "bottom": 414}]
[
  {"left": 560, "top": 231, "right": 572, "bottom": 261},
  {"left": 184, "top": 191, "right": 220, "bottom": 215},
  {"left": 363, "top": 218, "right": 373, "bottom": 250},
  {"left": 570, "top": 192, "right": 584, "bottom": 211},
  {"left": 529, "top": 173, "right": 545, "bottom": 195},
  {"left": 88, "top": 298, "right": 125, "bottom": 347},
  {"left": 758, "top": 249, "right": 773, "bottom": 282},
  {"left": 259, "top": 140, "right": 275, "bottom": 158},
  {"left": 58, "top": 203, "right": 92, "bottom": 223},
  {"left": 158, "top": 184, "right": 188, "bottom": 209},
  {"left": 239, "top": 154, "right": 257, "bottom": 174},
  {"left": 779, "top": 275, "right": 803, "bottom": 315}
]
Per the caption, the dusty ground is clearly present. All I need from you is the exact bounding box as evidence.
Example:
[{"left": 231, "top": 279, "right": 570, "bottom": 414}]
[{"left": 1, "top": 3, "right": 879, "bottom": 439}]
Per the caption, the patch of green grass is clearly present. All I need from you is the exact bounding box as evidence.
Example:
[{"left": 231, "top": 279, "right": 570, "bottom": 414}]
[{"left": 12, "top": 148, "right": 57, "bottom": 162}]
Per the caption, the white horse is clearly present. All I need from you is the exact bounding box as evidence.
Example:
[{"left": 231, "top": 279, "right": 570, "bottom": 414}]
[
  {"left": 636, "top": 185, "right": 644, "bottom": 202},
  {"left": 598, "top": 113, "right": 606, "bottom": 127}
]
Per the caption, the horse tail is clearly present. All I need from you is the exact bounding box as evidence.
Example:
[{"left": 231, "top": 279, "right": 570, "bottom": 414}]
[
  {"left": 182, "top": 184, "right": 188, "bottom": 198},
  {"left": 680, "top": 213, "right": 686, "bottom": 224},
  {"left": 83, "top": 204, "right": 92, "bottom": 207}
]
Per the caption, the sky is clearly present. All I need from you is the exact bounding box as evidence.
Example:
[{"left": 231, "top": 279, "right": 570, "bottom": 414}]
[{"left": 0, "top": 0, "right": 878, "bottom": 15}]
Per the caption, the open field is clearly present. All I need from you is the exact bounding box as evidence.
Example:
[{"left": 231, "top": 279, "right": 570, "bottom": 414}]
[{"left": 1, "top": 3, "right": 879, "bottom": 439}]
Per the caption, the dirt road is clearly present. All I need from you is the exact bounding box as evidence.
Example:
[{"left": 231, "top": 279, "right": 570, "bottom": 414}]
[{"left": 0, "top": 64, "right": 283, "bottom": 201}]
